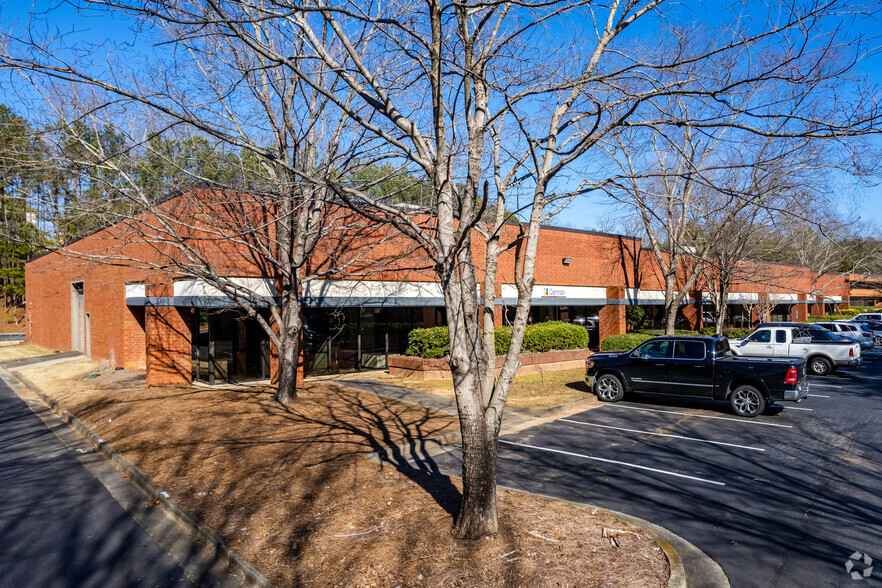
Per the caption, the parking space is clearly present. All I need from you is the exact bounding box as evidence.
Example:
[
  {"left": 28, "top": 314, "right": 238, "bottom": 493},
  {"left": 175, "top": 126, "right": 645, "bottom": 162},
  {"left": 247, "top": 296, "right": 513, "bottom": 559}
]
[{"left": 428, "top": 351, "right": 882, "bottom": 587}]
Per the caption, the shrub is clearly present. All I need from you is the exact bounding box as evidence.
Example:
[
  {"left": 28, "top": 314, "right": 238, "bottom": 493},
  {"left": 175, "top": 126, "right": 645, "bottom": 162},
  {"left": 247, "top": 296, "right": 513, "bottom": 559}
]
[
  {"left": 405, "top": 326, "right": 450, "bottom": 358},
  {"left": 494, "top": 325, "right": 512, "bottom": 355},
  {"left": 522, "top": 321, "right": 590, "bottom": 353},
  {"left": 405, "top": 321, "right": 590, "bottom": 358},
  {"left": 626, "top": 305, "right": 646, "bottom": 330},
  {"left": 601, "top": 333, "right": 652, "bottom": 351}
]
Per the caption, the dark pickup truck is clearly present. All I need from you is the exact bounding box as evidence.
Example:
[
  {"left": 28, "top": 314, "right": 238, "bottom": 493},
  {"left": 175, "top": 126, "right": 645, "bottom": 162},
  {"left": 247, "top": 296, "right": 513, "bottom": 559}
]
[{"left": 585, "top": 336, "right": 809, "bottom": 417}]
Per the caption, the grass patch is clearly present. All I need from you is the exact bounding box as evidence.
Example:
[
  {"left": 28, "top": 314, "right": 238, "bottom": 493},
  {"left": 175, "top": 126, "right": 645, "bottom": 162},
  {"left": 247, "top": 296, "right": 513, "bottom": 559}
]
[
  {"left": 0, "top": 344, "right": 55, "bottom": 361},
  {"left": 381, "top": 367, "right": 592, "bottom": 410}
]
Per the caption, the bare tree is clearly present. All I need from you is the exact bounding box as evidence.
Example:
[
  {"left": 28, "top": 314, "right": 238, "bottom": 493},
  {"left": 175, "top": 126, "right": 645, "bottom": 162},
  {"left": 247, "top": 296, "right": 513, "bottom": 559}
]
[
  {"left": 4, "top": 0, "right": 881, "bottom": 542},
  {"left": 0, "top": 5, "right": 388, "bottom": 403}
]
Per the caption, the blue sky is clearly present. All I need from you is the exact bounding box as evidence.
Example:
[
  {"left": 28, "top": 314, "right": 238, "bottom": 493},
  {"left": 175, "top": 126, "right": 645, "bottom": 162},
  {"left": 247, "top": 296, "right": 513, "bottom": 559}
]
[{"left": 2, "top": 1, "right": 880, "bottom": 236}]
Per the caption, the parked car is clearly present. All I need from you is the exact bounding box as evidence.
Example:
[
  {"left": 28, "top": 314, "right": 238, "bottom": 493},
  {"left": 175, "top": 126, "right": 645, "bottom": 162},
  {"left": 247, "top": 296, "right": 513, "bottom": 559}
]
[
  {"left": 814, "top": 321, "right": 875, "bottom": 350},
  {"left": 729, "top": 322, "right": 860, "bottom": 375},
  {"left": 852, "top": 319, "right": 882, "bottom": 346},
  {"left": 731, "top": 314, "right": 751, "bottom": 327},
  {"left": 585, "top": 335, "right": 808, "bottom": 417},
  {"left": 852, "top": 312, "right": 882, "bottom": 322}
]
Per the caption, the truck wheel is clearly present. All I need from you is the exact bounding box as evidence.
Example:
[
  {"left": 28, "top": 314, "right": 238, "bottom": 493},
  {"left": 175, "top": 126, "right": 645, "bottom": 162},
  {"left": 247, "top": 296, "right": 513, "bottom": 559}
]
[
  {"left": 730, "top": 385, "right": 766, "bottom": 418},
  {"left": 808, "top": 356, "right": 832, "bottom": 376},
  {"left": 596, "top": 374, "right": 624, "bottom": 403}
]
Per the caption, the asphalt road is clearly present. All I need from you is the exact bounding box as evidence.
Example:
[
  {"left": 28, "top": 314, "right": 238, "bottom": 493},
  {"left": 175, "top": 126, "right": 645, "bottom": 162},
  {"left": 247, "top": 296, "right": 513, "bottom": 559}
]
[
  {"left": 0, "top": 377, "right": 194, "bottom": 588},
  {"left": 431, "top": 350, "right": 882, "bottom": 587}
]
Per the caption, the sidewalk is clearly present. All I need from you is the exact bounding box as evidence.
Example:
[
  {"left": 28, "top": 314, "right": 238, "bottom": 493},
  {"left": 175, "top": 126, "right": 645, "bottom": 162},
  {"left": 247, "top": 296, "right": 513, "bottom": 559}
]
[{"left": 332, "top": 376, "right": 602, "bottom": 435}]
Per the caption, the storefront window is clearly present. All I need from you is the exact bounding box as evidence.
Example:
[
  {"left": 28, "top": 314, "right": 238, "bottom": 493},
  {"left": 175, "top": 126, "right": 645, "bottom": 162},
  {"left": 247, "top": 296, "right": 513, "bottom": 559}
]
[
  {"left": 302, "top": 306, "right": 443, "bottom": 376},
  {"left": 191, "top": 308, "right": 270, "bottom": 384}
]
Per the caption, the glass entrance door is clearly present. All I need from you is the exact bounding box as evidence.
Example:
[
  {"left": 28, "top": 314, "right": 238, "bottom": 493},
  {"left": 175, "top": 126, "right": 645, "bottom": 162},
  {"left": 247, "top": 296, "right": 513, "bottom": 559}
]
[{"left": 191, "top": 308, "right": 270, "bottom": 384}]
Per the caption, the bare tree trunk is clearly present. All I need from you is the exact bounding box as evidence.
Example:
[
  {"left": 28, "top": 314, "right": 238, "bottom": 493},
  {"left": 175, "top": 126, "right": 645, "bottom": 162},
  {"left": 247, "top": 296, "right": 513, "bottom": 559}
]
[
  {"left": 714, "top": 298, "right": 728, "bottom": 333},
  {"left": 664, "top": 300, "right": 679, "bottom": 336},
  {"left": 452, "top": 401, "right": 500, "bottom": 539},
  {"left": 274, "top": 279, "right": 302, "bottom": 405}
]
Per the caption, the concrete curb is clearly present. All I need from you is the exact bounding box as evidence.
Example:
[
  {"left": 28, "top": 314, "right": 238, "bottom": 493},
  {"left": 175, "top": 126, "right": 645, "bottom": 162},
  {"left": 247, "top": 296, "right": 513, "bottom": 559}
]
[
  {"left": 498, "top": 486, "right": 729, "bottom": 588},
  {"left": 12, "top": 372, "right": 273, "bottom": 588}
]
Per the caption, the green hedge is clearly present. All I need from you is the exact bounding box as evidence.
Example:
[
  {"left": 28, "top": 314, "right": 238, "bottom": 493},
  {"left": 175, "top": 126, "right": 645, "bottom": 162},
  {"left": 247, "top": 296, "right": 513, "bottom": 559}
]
[
  {"left": 522, "top": 321, "right": 590, "bottom": 353},
  {"left": 405, "top": 321, "right": 590, "bottom": 358},
  {"left": 494, "top": 325, "right": 512, "bottom": 355},
  {"left": 405, "top": 326, "right": 450, "bottom": 358},
  {"left": 601, "top": 333, "right": 653, "bottom": 351}
]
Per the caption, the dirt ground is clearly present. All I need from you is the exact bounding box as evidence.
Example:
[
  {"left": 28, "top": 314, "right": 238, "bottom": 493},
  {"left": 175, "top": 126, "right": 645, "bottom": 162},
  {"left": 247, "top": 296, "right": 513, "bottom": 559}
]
[
  {"left": 373, "top": 367, "right": 593, "bottom": 409},
  {"left": 16, "top": 361, "right": 669, "bottom": 587}
]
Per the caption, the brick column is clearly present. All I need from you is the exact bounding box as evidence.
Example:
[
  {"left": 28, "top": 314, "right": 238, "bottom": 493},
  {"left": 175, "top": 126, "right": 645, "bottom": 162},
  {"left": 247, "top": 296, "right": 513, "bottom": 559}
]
[
  {"left": 493, "top": 305, "right": 504, "bottom": 328},
  {"left": 145, "top": 303, "right": 193, "bottom": 387},
  {"left": 680, "top": 291, "right": 703, "bottom": 331},
  {"left": 792, "top": 294, "right": 808, "bottom": 323},
  {"left": 599, "top": 286, "right": 627, "bottom": 343}
]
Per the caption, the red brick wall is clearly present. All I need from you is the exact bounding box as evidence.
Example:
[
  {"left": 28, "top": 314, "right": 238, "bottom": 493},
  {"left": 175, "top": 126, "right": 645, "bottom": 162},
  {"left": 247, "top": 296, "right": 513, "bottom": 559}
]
[
  {"left": 24, "top": 189, "right": 856, "bottom": 385},
  {"left": 146, "top": 305, "right": 192, "bottom": 386},
  {"left": 599, "top": 287, "right": 626, "bottom": 342}
]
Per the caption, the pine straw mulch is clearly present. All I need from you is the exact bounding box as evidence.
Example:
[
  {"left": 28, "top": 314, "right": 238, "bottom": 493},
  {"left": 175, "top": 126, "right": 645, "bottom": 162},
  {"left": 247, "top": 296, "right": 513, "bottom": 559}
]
[{"left": 18, "top": 361, "right": 669, "bottom": 588}]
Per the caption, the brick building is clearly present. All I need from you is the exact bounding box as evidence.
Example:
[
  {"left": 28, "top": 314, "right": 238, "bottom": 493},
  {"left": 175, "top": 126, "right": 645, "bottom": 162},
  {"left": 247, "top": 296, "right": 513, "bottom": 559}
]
[{"left": 25, "top": 190, "right": 851, "bottom": 386}]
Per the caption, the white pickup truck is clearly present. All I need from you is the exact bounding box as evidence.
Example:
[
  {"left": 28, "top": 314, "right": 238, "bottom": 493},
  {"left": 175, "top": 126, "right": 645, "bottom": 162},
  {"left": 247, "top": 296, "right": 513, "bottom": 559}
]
[{"left": 730, "top": 322, "right": 861, "bottom": 376}]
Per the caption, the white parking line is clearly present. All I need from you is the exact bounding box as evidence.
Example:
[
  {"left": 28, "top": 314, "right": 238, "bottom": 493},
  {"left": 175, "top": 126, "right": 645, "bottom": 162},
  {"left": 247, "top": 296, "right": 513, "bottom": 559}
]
[
  {"left": 784, "top": 406, "right": 813, "bottom": 411},
  {"left": 498, "top": 440, "right": 726, "bottom": 486},
  {"left": 558, "top": 419, "right": 765, "bottom": 452},
  {"left": 605, "top": 404, "right": 793, "bottom": 428},
  {"left": 807, "top": 394, "right": 830, "bottom": 398}
]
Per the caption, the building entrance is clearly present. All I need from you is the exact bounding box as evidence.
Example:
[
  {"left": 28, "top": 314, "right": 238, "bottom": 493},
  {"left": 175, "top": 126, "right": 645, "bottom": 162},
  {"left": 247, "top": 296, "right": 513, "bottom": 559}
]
[{"left": 191, "top": 309, "right": 271, "bottom": 384}]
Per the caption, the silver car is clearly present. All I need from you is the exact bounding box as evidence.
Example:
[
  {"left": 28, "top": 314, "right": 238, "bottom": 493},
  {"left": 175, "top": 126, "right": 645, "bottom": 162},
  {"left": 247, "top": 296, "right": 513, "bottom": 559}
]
[
  {"left": 853, "top": 319, "right": 882, "bottom": 346},
  {"left": 816, "top": 321, "right": 875, "bottom": 350}
]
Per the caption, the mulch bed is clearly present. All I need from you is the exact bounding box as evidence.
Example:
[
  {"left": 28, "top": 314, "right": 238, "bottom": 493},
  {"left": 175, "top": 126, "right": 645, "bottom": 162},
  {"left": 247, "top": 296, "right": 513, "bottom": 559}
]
[{"left": 23, "top": 365, "right": 669, "bottom": 587}]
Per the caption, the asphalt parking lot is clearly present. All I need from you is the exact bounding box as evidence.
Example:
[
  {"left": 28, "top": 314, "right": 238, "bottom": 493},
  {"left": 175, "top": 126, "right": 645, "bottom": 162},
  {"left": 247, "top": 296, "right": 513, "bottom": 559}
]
[{"left": 431, "top": 349, "right": 882, "bottom": 587}]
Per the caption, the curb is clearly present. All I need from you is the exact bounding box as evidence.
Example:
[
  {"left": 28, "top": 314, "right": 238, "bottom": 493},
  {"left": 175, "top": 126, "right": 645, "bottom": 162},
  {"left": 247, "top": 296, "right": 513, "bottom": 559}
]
[
  {"left": 12, "top": 372, "right": 273, "bottom": 588},
  {"left": 497, "top": 485, "right": 729, "bottom": 588}
]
